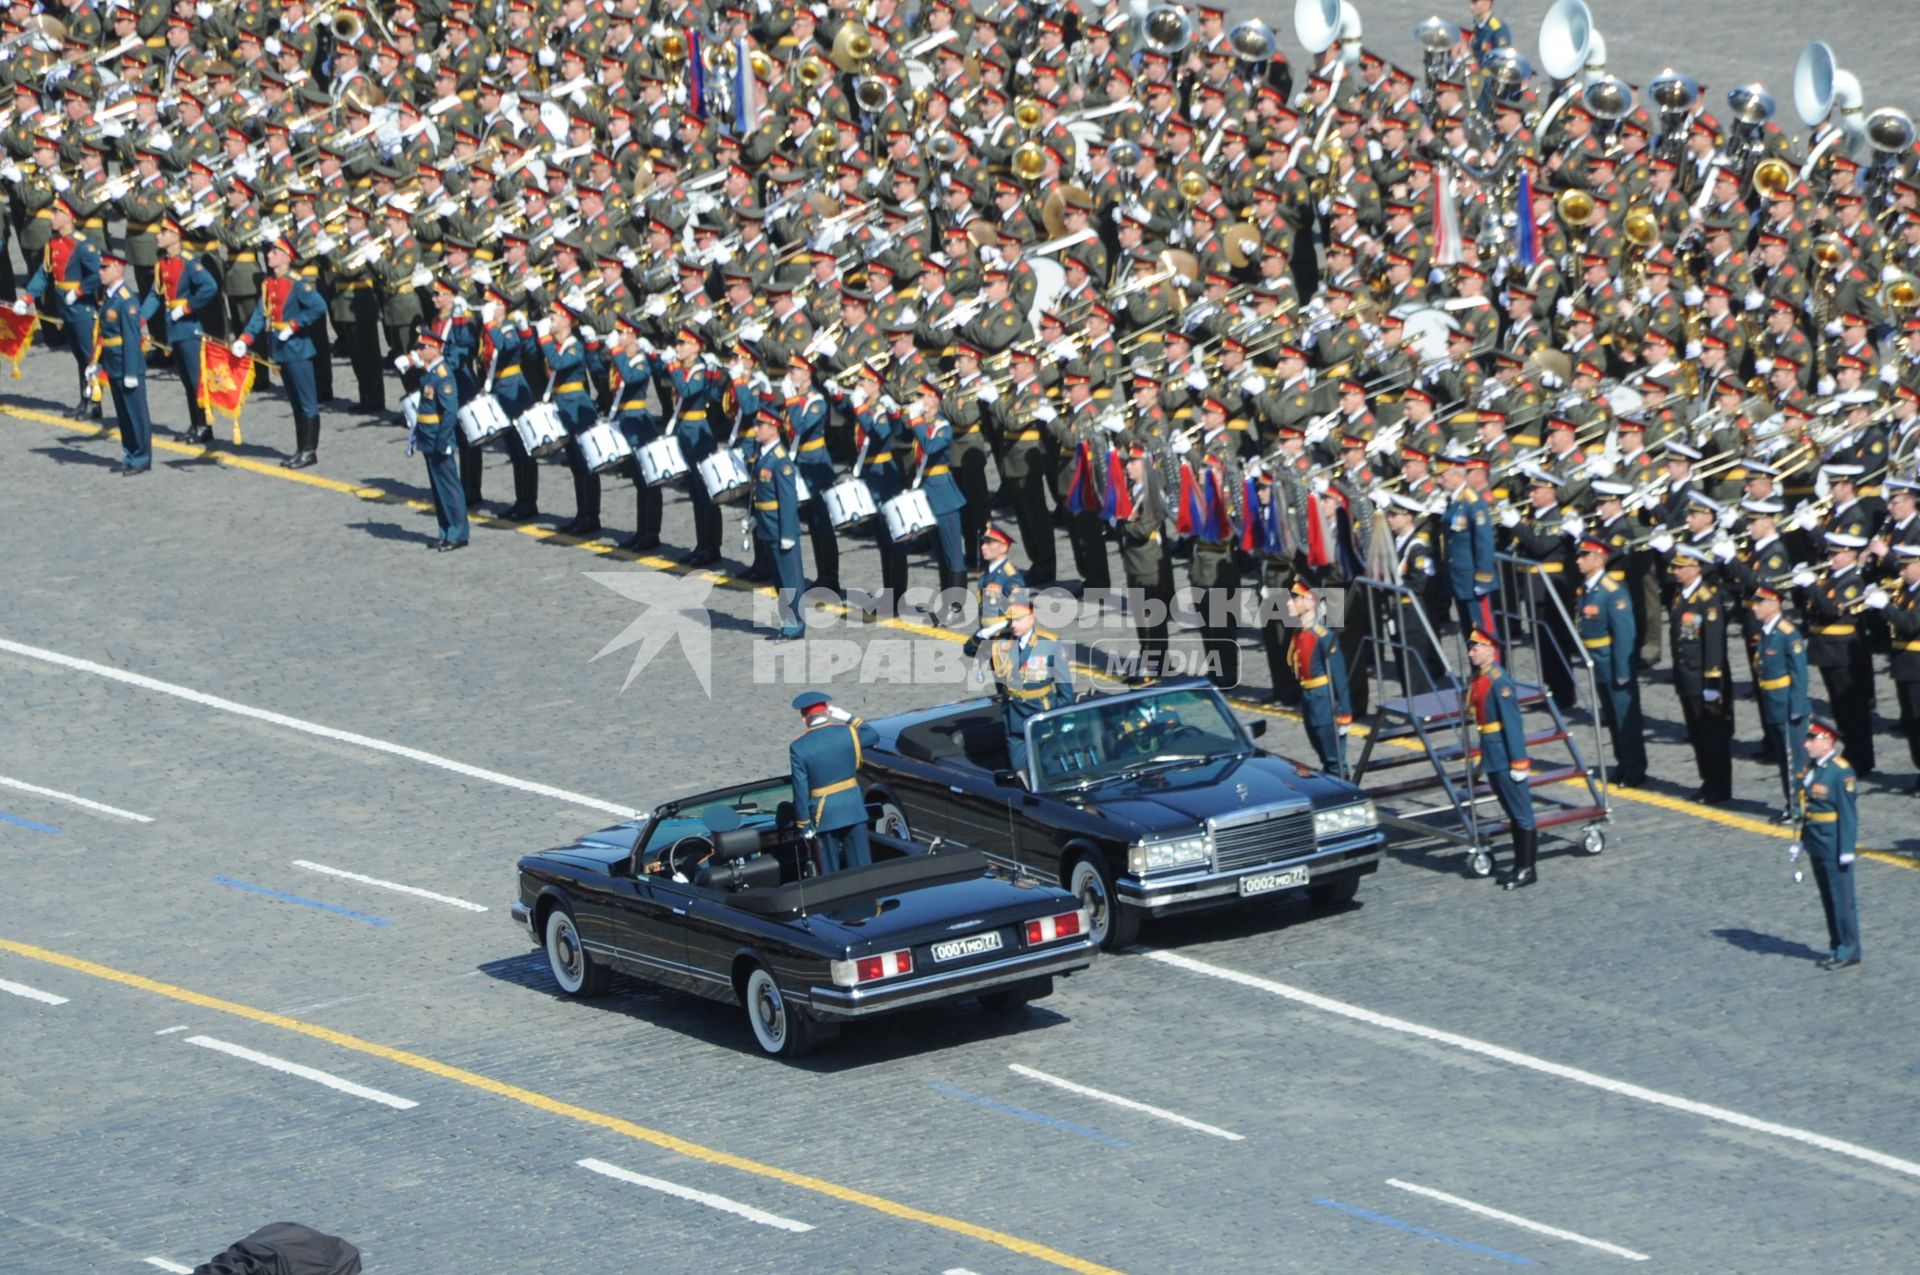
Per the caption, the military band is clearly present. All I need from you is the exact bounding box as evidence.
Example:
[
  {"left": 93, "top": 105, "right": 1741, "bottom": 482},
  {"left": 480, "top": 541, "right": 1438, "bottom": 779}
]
[{"left": 0, "top": 0, "right": 1916, "bottom": 808}]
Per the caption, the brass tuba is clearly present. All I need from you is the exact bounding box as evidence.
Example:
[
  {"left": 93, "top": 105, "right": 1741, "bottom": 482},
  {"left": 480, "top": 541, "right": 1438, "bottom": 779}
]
[
  {"left": 1751, "top": 156, "right": 1793, "bottom": 200},
  {"left": 1143, "top": 5, "right": 1193, "bottom": 57}
]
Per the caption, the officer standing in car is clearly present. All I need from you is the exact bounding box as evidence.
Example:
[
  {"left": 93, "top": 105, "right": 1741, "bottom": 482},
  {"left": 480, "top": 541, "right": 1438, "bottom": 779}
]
[
  {"left": 790, "top": 692, "right": 880, "bottom": 874},
  {"left": 965, "top": 597, "right": 1077, "bottom": 773}
]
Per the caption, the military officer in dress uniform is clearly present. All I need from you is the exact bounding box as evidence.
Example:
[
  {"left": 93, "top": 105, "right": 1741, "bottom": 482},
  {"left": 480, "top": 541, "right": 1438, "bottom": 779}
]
[
  {"left": 541, "top": 302, "right": 607, "bottom": 540},
  {"left": 146, "top": 217, "right": 220, "bottom": 444},
  {"left": 978, "top": 525, "right": 1027, "bottom": 623},
  {"left": 909, "top": 384, "right": 971, "bottom": 624},
  {"left": 965, "top": 597, "right": 1076, "bottom": 773},
  {"left": 1751, "top": 585, "right": 1811, "bottom": 822},
  {"left": 1438, "top": 454, "right": 1498, "bottom": 635},
  {"left": 750, "top": 409, "right": 805, "bottom": 641},
  {"left": 94, "top": 251, "right": 153, "bottom": 476},
  {"left": 1668, "top": 545, "right": 1732, "bottom": 802},
  {"left": 789, "top": 691, "right": 880, "bottom": 874},
  {"left": 1467, "top": 627, "right": 1539, "bottom": 889},
  {"left": 1796, "top": 717, "right": 1862, "bottom": 970},
  {"left": 20, "top": 194, "right": 102, "bottom": 415},
  {"left": 236, "top": 237, "right": 327, "bottom": 469},
  {"left": 1795, "top": 531, "right": 1876, "bottom": 777},
  {"left": 1575, "top": 538, "right": 1649, "bottom": 786},
  {"left": 785, "top": 356, "right": 839, "bottom": 595},
  {"left": 1869, "top": 545, "right": 1920, "bottom": 790},
  {"left": 1119, "top": 446, "right": 1174, "bottom": 681},
  {"left": 1288, "top": 581, "right": 1353, "bottom": 778},
  {"left": 410, "top": 327, "right": 469, "bottom": 552}
]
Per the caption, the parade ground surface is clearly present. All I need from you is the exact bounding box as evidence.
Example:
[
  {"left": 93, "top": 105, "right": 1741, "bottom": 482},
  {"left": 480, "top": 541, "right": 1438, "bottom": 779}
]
[{"left": 7, "top": 3, "right": 1920, "bottom": 1270}]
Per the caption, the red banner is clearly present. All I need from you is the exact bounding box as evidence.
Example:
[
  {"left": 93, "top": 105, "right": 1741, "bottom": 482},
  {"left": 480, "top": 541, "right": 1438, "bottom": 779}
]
[
  {"left": 0, "top": 309, "right": 37, "bottom": 379},
  {"left": 199, "top": 341, "right": 256, "bottom": 444}
]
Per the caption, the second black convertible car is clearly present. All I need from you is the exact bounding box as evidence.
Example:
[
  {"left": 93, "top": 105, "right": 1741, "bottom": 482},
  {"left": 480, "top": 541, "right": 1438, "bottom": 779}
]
[
  {"left": 511, "top": 779, "right": 1095, "bottom": 1058},
  {"left": 858, "top": 679, "right": 1388, "bottom": 949}
]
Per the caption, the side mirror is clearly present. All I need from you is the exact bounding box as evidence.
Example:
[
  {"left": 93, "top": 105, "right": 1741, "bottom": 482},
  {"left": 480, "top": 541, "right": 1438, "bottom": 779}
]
[
  {"left": 992, "top": 768, "right": 1024, "bottom": 788},
  {"left": 1248, "top": 720, "right": 1268, "bottom": 739}
]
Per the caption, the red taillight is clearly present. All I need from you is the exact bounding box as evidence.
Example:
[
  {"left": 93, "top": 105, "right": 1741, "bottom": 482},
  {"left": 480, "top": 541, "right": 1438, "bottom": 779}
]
[
  {"left": 856, "top": 950, "right": 913, "bottom": 982},
  {"left": 1027, "top": 911, "right": 1083, "bottom": 944}
]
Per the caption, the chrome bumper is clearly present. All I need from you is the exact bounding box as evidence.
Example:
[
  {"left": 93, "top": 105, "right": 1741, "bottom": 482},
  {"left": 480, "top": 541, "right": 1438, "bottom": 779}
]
[
  {"left": 1116, "top": 835, "right": 1387, "bottom": 909},
  {"left": 510, "top": 900, "right": 534, "bottom": 938},
  {"left": 805, "top": 939, "right": 1095, "bottom": 1019}
]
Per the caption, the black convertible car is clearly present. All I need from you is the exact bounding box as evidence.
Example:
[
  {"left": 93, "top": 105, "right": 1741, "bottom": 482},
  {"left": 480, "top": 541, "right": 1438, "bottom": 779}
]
[
  {"left": 858, "top": 679, "right": 1388, "bottom": 949},
  {"left": 511, "top": 778, "right": 1095, "bottom": 1058}
]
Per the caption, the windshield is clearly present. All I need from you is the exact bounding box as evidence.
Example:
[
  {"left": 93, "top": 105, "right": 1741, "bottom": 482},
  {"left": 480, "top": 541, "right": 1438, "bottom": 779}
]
[
  {"left": 639, "top": 780, "right": 793, "bottom": 870},
  {"left": 1025, "top": 686, "right": 1250, "bottom": 793}
]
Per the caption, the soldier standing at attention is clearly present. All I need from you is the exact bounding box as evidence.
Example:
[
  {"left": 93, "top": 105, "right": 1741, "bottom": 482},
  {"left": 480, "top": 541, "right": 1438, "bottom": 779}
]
[
  {"left": 977, "top": 525, "right": 1026, "bottom": 624},
  {"left": 146, "top": 217, "right": 220, "bottom": 445},
  {"left": 965, "top": 598, "right": 1076, "bottom": 773},
  {"left": 1576, "top": 538, "right": 1648, "bottom": 786},
  {"left": 1750, "top": 585, "right": 1812, "bottom": 823},
  {"left": 1118, "top": 447, "right": 1174, "bottom": 682},
  {"left": 1871, "top": 545, "right": 1920, "bottom": 790},
  {"left": 1466, "top": 0, "right": 1511, "bottom": 65},
  {"left": 1288, "top": 582, "right": 1353, "bottom": 779},
  {"left": 408, "top": 328, "right": 468, "bottom": 552},
  {"left": 750, "top": 409, "right": 805, "bottom": 642},
  {"left": 20, "top": 194, "right": 101, "bottom": 416},
  {"left": 790, "top": 692, "right": 880, "bottom": 874},
  {"left": 236, "top": 237, "right": 327, "bottom": 470},
  {"left": 1467, "top": 628, "right": 1539, "bottom": 891},
  {"left": 1668, "top": 547, "right": 1732, "bottom": 802},
  {"left": 1796, "top": 719, "right": 1862, "bottom": 971},
  {"left": 94, "top": 251, "right": 152, "bottom": 476},
  {"left": 1438, "top": 454, "right": 1498, "bottom": 637}
]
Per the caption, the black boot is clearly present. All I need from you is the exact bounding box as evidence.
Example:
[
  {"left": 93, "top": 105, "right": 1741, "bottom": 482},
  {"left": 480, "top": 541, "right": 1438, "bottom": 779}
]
[{"left": 1503, "top": 828, "right": 1537, "bottom": 890}]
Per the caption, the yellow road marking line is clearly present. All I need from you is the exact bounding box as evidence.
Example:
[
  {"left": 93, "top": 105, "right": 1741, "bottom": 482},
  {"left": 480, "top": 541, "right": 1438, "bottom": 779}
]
[
  {"left": 11, "top": 405, "right": 1913, "bottom": 872},
  {"left": 0, "top": 937, "right": 1124, "bottom": 1275}
]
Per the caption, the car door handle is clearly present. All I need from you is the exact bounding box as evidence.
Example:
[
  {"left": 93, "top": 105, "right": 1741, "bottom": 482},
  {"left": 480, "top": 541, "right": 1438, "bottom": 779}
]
[
  {"left": 949, "top": 785, "right": 966, "bottom": 794},
  {"left": 672, "top": 906, "right": 687, "bottom": 916}
]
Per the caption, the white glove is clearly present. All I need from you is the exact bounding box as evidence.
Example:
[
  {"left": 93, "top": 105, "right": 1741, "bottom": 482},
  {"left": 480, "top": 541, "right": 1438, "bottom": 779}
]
[
  {"left": 484, "top": 53, "right": 500, "bottom": 71},
  {"left": 84, "top": 363, "right": 99, "bottom": 382},
  {"left": 1791, "top": 505, "right": 1819, "bottom": 532},
  {"left": 1617, "top": 300, "right": 1637, "bottom": 319},
  {"left": 394, "top": 354, "right": 414, "bottom": 372},
  {"left": 899, "top": 308, "right": 918, "bottom": 325},
  {"left": 739, "top": 321, "right": 765, "bottom": 342},
  {"left": 1745, "top": 289, "right": 1766, "bottom": 311},
  {"left": 618, "top": 246, "right": 639, "bottom": 269},
  {"left": 1863, "top": 586, "right": 1891, "bottom": 611},
  {"left": 1241, "top": 373, "right": 1268, "bottom": 395},
  {"left": 1171, "top": 435, "right": 1193, "bottom": 455},
  {"left": 1683, "top": 286, "right": 1704, "bottom": 307},
  {"left": 1685, "top": 340, "right": 1703, "bottom": 359},
  {"left": 1184, "top": 369, "right": 1208, "bottom": 391},
  {"left": 263, "top": 35, "right": 281, "bottom": 56},
  {"left": 314, "top": 233, "right": 338, "bottom": 255},
  {"left": 1312, "top": 475, "right": 1331, "bottom": 496},
  {"left": 1587, "top": 455, "right": 1616, "bottom": 478},
  {"left": 1499, "top": 507, "right": 1522, "bottom": 529},
  {"left": 1033, "top": 404, "right": 1058, "bottom": 423},
  {"left": 535, "top": 317, "right": 552, "bottom": 338},
  {"left": 580, "top": 324, "right": 598, "bottom": 342},
  {"left": 1559, "top": 515, "right": 1584, "bottom": 539},
  {"left": 472, "top": 263, "right": 493, "bottom": 288},
  {"left": 1509, "top": 769, "right": 1528, "bottom": 783},
  {"left": 1368, "top": 488, "right": 1394, "bottom": 509},
  {"left": 1822, "top": 319, "right": 1842, "bottom": 337},
  {"left": 1702, "top": 688, "right": 1721, "bottom": 702},
  {"left": 975, "top": 619, "right": 1010, "bottom": 641},
  {"left": 1649, "top": 531, "right": 1675, "bottom": 554},
  {"left": 194, "top": 0, "right": 210, "bottom": 15},
  {"left": 1792, "top": 567, "right": 1816, "bottom": 588},
  {"left": 644, "top": 294, "right": 668, "bottom": 317},
  {"left": 977, "top": 382, "right": 1000, "bottom": 404},
  {"left": 815, "top": 335, "right": 838, "bottom": 356},
  {"left": 780, "top": 538, "right": 796, "bottom": 550},
  {"left": 230, "top": 339, "right": 248, "bottom": 357},
  {"left": 480, "top": 301, "right": 499, "bottom": 326},
  {"left": 692, "top": 307, "right": 714, "bottom": 324},
  {"left": 1816, "top": 375, "right": 1836, "bottom": 397},
  {"left": 169, "top": 302, "right": 187, "bottom": 320},
  {"left": 1634, "top": 286, "right": 1652, "bottom": 304},
  {"left": 537, "top": 47, "right": 557, "bottom": 68},
  {"left": 123, "top": 375, "right": 137, "bottom": 389},
  {"left": 51, "top": 173, "right": 70, "bottom": 192},
  {"left": 0, "top": 163, "right": 20, "bottom": 183},
  {"left": 1754, "top": 357, "right": 1774, "bottom": 375},
  {"left": 1881, "top": 362, "right": 1899, "bottom": 385},
  {"left": 1173, "top": 274, "right": 1193, "bottom": 290},
  {"left": 10, "top": 298, "right": 29, "bottom": 315},
  {"left": 1840, "top": 850, "right": 1856, "bottom": 866},
  {"left": 849, "top": 384, "right": 870, "bottom": 408},
  {"left": 415, "top": 53, "right": 433, "bottom": 75},
  {"left": 1712, "top": 537, "right": 1738, "bottom": 562},
  {"left": 1555, "top": 297, "right": 1574, "bottom": 319},
  {"left": 877, "top": 394, "right": 899, "bottom": 414}
]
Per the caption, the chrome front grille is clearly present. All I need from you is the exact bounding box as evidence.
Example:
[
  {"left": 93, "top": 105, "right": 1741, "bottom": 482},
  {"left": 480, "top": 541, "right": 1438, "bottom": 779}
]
[{"left": 1208, "top": 806, "right": 1317, "bottom": 872}]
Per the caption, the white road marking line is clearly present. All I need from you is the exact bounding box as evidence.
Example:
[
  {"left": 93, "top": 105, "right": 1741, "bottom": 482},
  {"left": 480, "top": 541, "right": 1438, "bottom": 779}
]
[
  {"left": 184, "top": 1035, "right": 418, "bottom": 1110},
  {"left": 1148, "top": 949, "right": 1920, "bottom": 1182},
  {"left": 154, "top": 1026, "right": 189, "bottom": 1035},
  {"left": 0, "top": 637, "right": 639, "bottom": 818},
  {"left": 944, "top": 1268, "right": 985, "bottom": 1274},
  {"left": 0, "top": 773, "right": 153, "bottom": 822},
  {"left": 576, "top": 1158, "right": 815, "bottom": 1233},
  {"left": 1008, "top": 1063, "right": 1245, "bottom": 1141},
  {"left": 1385, "top": 1179, "right": 1649, "bottom": 1262},
  {"left": 143, "top": 1260, "right": 193, "bottom": 1273},
  {"left": 291, "top": 860, "right": 489, "bottom": 912},
  {"left": 0, "top": 977, "right": 69, "bottom": 1005}
]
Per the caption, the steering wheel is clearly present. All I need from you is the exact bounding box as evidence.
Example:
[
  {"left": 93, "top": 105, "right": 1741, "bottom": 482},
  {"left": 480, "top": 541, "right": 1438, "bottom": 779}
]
[{"left": 664, "top": 835, "right": 713, "bottom": 879}]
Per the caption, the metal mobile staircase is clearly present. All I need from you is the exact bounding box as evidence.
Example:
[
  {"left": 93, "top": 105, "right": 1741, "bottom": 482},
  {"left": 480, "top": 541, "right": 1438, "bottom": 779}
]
[{"left": 1348, "top": 552, "right": 1613, "bottom": 877}]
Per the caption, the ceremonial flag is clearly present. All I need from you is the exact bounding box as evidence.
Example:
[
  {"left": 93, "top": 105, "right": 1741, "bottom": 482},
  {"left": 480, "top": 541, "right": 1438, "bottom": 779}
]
[
  {"left": 1102, "top": 449, "right": 1133, "bottom": 522},
  {"left": 1304, "top": 491, "right": 1331, "bottom": 567},
  {"left": 1064, "top": 440, "right": 1094, "bottom": 514},
  {"left": 1175, "top": 459, "right": 1200, "bottom": 537},
  {"left": 686, "top": 29, "right": 706, "bottom": 121},
  {"left": 199, "top": 341, "right": 257, "bottom": 444},
  {"left": 1433, "top": 165, "right": 1463, "bottom": 266},
  {"left": 1199, "top": 465, "right": 1228, "bottom": 542},
  {"left": 0, "top": 308, "right": 38, "bottom": 378},
  {"left": 732, "top": 36, "right": 761, "bottom": 138},
  {"left": 1515, "top": 168, "right": 1538, "bottom": 268},
  {"left": 1240, "top": 476, "right": 1262, "bottom": 553}
]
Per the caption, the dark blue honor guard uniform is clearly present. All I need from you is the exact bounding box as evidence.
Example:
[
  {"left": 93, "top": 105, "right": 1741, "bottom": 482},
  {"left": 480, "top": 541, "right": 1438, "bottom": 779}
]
[
  {"left": 790, "top": 692, "right": 880, "bottom": 874},
  {"left": 413, "top": 329, "right": 469, "bottom": 550},
  {"left": 240, "top": 238, "right": 328, "bottom": 468},
  {"left": 608, "top": 319, "right": 663, "bottom": 551},
  {"left": 1798, "top": 718, "right": 1862, "bottom": 970},
  {"left": 94, "top": 252, "right": 153, "bottom": 474},
  {"left": 787, "top": 362, "right": 840, "bottom": 594},
  {"left": 1575, "top": 540, "right": 1648, "bottom": 785},
  {"left": 648, "top": 328, "right": 731, "bottom": 564},
  {"left": 488, "top": 304, "right": 542, "bottom": 521},
  {"left": 750, "top": 411, "right": 806, "bottom": 639},
  {"left": 1440, "top": 459, "right": 1498, "bottom": 635},
  {"left": 1468, "top": 628, "right": 1539, "bottom": 890},
  {"left": 145, "top": 219, "right": 220, "bottom": 444},
  {"left": 24, "top": 196, "right": 101, "bottom": 412},
  {"left": 539, "top": 308, "right": 606, "bottom": 538},
  {"left": 1289, "top": 582, "right": 1352, "bottom": 779},
  {"left": 911, "top": 396, "right": 970, "bottom": 617},
  {"left": 1752, "top": 586, "right": 1812, "bottom": 820}
]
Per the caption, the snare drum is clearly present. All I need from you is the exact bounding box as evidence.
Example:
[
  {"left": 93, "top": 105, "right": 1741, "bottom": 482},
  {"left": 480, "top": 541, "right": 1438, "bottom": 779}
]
[
  {"left": 698, "top": 447, "right": 752, "bottom": 503},
  {"left": 514, "top": 402, "right": 570, "bottom": 458},
  {"left": 882, "top": 488, "right": 937, "bottom": 542},
  {"left": 457, "top": 393, "right": 514, "bottom": 447},
  {"left": 824, "top": 477, "right": 877, "bottom": 530},
  {"left": 578, "top": 420, "right": 634, "bottom": 474},
  {"left": 637, "top": 435, "right": 689, "bottom": 487}
]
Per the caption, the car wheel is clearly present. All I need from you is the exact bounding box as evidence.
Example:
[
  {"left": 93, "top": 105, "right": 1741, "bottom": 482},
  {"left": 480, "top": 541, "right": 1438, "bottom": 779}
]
[
  {"left": 545, "top": 906, "right": 609, "bottom": 998},
  {"left": 874, "top": 798, "right": 911, "bottom": 840},
  {"left": 980, "top": 976, "right": 1053, "bottom": 1014},
  {"left": 1309, "top": 873, "right": 1360, "bottom": 909},
  {"left": 1068, "top": 855, "right": 1140, "bottom": 951},
  {"left": 743, "top": 964, "right": 814, "bottom": 1059}
]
